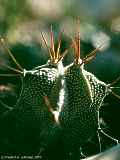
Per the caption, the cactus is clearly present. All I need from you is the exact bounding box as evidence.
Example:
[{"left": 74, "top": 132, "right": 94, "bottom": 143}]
[
  {"left": 59, "top": 29, "right": 119, "bottom": 159},
  {"left": 0, "top": 30, "right": 67, "bottom": 155},
  {"left": 0, "top": 25, "right": 119, "bottom": 159}
]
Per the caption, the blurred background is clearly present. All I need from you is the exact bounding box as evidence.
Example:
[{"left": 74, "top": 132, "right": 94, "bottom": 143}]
[{"left": 0, "top": 0, "right": 120, "bottom": 157}]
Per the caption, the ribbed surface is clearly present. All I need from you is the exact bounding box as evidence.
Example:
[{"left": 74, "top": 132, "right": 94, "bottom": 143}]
[
  {"left": 59, "top": 64, "right": 97, "bottom": 151},
  {"left": 0, "top": 66, "right": 60, "bottom": 154},
  {"left": 84, "top": 70, "right": 108, "bottom": 110},
  {"left": 59, "top": 65, "right": 109, "bottom": 159},
  {"left": 13, "top": 67, "right": 58, "bottom": 124}
]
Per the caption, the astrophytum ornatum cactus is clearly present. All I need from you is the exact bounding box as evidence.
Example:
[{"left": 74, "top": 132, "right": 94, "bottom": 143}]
[
  {"left": 0, "top": 26, "right": 119, "bottom": 160},
  {"left": 0, "top": 30, "right": 67, "bottom": 155},
  {"left": 58, "top": 29, "right": 119, "bottom": 160}
]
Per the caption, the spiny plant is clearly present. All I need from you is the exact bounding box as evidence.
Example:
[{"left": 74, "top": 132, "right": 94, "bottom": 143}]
[
  {"left": 0, "top": 29, "right": 67, "bottom": 155},
  {"left": 0, "top": 24, "right": 119, "bottom": 160},
  {"left": 58, "top": 25, "right": 119, "bottom": 159}
]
